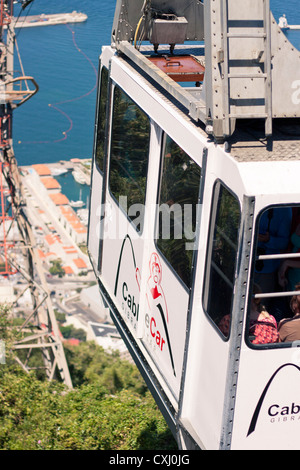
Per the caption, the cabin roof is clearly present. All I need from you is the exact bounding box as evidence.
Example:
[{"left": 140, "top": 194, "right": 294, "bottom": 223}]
[{"left": 228, "top": 118, "right": 300, "bottom": 162}]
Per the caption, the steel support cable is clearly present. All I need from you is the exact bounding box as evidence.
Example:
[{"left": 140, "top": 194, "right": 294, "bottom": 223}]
[
  {"left": 19, "top": 24, "right": 97, "bottom": 145},
  {"left": 13, "top": 0, "right": 34, "bottom": 39}
]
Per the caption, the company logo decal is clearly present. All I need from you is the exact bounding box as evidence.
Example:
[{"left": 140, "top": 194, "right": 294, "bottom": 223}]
[
  {"left": 247, "top": 363, "right": 300, "bottom": 437},
  {"left": 114, "top": 235, "right": 137, "bottom": 297},
  {"left": 114, "top": 235, "right": 140, "bottom": 327},
  {"left": 145, "top": 253, "right": 176, "bottom": 377},
  {"left": 114, "top": 236, "right": 176, "bottom": 376}
]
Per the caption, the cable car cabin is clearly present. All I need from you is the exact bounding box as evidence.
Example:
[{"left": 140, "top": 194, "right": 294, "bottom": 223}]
[{"left": 88, "top": 0, "right": 300, "bottom": 450}]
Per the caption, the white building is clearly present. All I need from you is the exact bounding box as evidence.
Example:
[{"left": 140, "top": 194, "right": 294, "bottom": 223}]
[
  {"left": 86, "top": 321, "right": 130, "bottom": 359},
  {"left": 80, "top": 284, "right": 110, "bottom": 321}
]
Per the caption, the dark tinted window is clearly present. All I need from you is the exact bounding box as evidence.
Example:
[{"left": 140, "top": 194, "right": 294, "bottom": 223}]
[
  {"left": 95, "top": 66, "right": 108, "bottom": 172},
  {"left": 204, "top": 182, "right": 241, "bottom": 338},
  {"left": 156, "top": 135, "right": 201, "bottom": 288},
  {"left": 109, "top": 86, "right": 150, "bottom": 232}
]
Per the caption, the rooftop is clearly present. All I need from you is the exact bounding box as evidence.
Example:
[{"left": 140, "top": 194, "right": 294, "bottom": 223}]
[
  {"left": 73, "top": 258, "right": 87, "bottom": 269},
  {"left": 49, "top": 193, "right": 70, "bottom": 206},
  {"left": 32, "top": 164, "right": 51, "bottom": 176},
  {"left": 41, "top": 177, "right": 61, "bottom": 189},
  {"left": 227, "top": 118, "right": 300, "bottom": 162},
  {"left": 63, "top": 266, "right": 74, "bottom": 275},
  {"left": 45, "top": 233, "right": 61, "bottom": 245}
]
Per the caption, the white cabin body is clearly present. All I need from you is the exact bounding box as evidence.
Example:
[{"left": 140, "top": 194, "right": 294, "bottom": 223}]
[{"left": 88, "top": 1, "right": 300, "bottom": 450}]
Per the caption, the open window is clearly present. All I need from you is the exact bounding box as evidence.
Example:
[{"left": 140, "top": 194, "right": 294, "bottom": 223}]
[{"left": 247, "top": 205, "right": 300, "bottom": 347}]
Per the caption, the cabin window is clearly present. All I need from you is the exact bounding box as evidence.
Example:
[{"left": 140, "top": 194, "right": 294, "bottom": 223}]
[
  {"left": 109, "top": 86, "right": 150, "bottom": 232},
  {"left": 156, "top": 134, "right": 201, "bottom": 289},
  {"left": 95, "top": 66, "right": 109, "bottom": 173},
  {"left": 204, "top": 182, "right": 241, "bottom": 339},
  {"left": 247, "top": 205, "right": 300, "bottom": 348}
]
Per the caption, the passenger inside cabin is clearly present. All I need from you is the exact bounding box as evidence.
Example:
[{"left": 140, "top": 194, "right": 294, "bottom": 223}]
[
  {"left": 255, "top": 207, "right": 292, "bottom": 309},
  {"left": 278, "top": 284, "right": 300, "bottom": 343},
  {"left": 278, "top": 209, "right": 300, "bottom": 292},
  {"left": 249, "top": 284, "right": 279, "bottom": 345},
  {"left": 218, "top": 314, "right": 230, "bottom": 338},
  {"left": 249, "top": 206, "right": 300, "bottom": 345},
  {"left": 271, "top": 208, "right": 300, "bottom": 321}
]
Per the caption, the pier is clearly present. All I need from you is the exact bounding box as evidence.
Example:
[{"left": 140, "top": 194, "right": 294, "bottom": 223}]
[{"left": 10, "top": 11, "right": 87, "bottom": 29}]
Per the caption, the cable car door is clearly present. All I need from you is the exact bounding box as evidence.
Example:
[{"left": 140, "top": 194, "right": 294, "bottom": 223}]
[
  {"left": 99, "top": 82, "right": 152, "bottom": 339},
  {"left": 138, "top": 132, "right": 203, "bottom": 402},
  {"left": 177, "top": 180, "right": 244, "bottom": 450}
]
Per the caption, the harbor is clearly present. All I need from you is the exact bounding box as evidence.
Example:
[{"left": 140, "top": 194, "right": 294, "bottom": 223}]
[
  {"left": 0, "top": 156, "right": 128, "bottom": 360},
  {"left": 19, "top": 158, "right": 91, "bottom": 249},
  {"left": 10, "top": 11, "right": 88, "bottom": 29}
]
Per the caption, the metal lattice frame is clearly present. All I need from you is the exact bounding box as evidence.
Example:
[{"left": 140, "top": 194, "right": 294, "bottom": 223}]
[{"left": 0, "top": 1, "right": 72, "bottom": 388}]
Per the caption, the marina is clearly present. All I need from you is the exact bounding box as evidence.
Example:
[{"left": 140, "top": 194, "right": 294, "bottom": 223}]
[{"left": 10, "top": 11, "right": 87, "bottom": 29}]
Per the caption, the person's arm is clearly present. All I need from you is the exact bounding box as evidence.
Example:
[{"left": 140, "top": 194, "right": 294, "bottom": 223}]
[{"left": 278, "top": 259, "right": 300, "bottom": 288}]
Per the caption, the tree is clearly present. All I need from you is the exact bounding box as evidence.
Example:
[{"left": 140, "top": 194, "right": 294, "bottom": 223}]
[
  {"left": 0, "top": 368, "right": 176, "bottom": 450},
  {"left": 60, "top": 325, "right": 86, "bottom": 342},
  {"left": 0, "top": 306, "right": 177, "bottom": 450},
  {"left": 49, "top": 259, "right": 65, "bottom": 278}
]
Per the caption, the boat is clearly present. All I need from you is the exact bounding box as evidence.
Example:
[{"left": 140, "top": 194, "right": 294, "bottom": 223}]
[
  {"left": 72, "top": 170, "right": 86, "bottom": 185},
  {"left": 11, "top": 11, "right": 88, "bottom": 29},
  {"left": 87, "top": 0, "right": 300, "bottom": 451},
  {"left": 70, "top": 189, "right": 85, "bottom": 208},
  {"left": 51, "top": 167, "right": 68, "bottom": 176},
  {"left": 70, "top": 200, "right": 85, "bottom": 208}
]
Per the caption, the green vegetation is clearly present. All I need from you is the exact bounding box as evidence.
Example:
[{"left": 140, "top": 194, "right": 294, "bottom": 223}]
[
  {"left": 0, "top": 305, "right": 177, "bottom": 450},
  {"left": 49, "top": 259, "right": 65, "bottom": 278},
  {"left": 54, "top": 310, "right": 86, "bottom": 342}
]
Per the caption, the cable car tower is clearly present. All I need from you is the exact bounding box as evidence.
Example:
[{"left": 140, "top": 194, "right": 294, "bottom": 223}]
[{"left": 0, "top": 0, "right": 72, "bottom": 388}]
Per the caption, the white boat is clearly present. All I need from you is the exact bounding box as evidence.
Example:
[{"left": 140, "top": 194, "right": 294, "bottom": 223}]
[
  {"left": 70, "top": 200, "right": 85, "bottom": 208},
  {"left": 11, "top": 11, "right": 88, "bottom": 29},
  {"left": 72, "top": 170, "right": 86, "bottom": 185},
  {"left": 70, "top": 189, "right": 85, "bottom": 208},
  {"left": 51, "top": 167, "right": 68, "bottom": 176}
]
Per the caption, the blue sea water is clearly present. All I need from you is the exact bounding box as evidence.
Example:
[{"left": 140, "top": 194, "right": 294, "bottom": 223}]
[
  {"left": 12, "top": 0, "right": 300, "bottom": 169},
  {"left": 55, "top": 170, "right": 90, "bottom": 211},
  {"left": 13, "top": 0, "right": 115, "bottom": 167}
]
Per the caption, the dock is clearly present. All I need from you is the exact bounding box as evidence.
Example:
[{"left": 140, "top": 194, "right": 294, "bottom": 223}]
[{"left": 10, "top": 11, "right": 87, "bottom": 29}]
